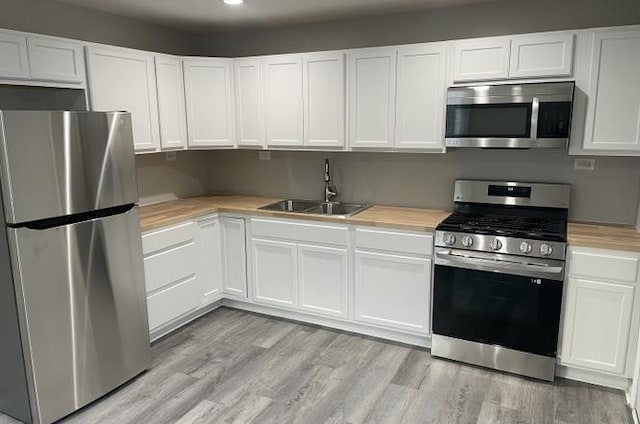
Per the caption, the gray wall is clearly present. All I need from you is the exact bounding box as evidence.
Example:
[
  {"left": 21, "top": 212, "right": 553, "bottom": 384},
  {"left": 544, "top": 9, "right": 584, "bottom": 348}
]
[
  {"left": 0, "top": 0, "right": 199, "bottom": 54},
  {"left": 198, "top": 0, "right": 640, "bottom": 56},
  {"left": 207, "top": 150, "right": 640, "bottom": 225}
]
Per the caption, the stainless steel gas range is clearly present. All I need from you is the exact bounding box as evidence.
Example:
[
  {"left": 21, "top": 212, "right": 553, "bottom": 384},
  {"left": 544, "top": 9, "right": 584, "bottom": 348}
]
[{"left": 431, "top": 180, "right": 570, "bottom": 381}]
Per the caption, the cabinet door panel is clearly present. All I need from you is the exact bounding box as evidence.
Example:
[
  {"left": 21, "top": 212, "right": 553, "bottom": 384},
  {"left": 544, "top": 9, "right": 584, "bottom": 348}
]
[
  {"left": 354, "top": 251, "right": 430, "bottom": 333},
  {"left": 147, "top": 276, "right": 199, "bottom": 331},
  {"left": 234, "top": 58, "right": 264, "bottom": 147},
  {"left": 252, "top": 238, "right": 297, "bottom": 308},
  {"left": 183, "top": 58, "right": 236, "bottom": 148},
  {"left": 27, "top": 37, "right": 84, "bottom": 83},
  {"left": 0, "top": 32, "right": 29, "bottom": 79},
  {"left": 509, "top": 33, "right": 574, "bottom": 78},
  {"left": 561, "top": 278, "right": 634, "bottom": 374},
  {"left": 303, "top": 52, "right": 345, "bottom": 148},
  {"left": 453, "top": 38, "right": 511, "bottom": 82},
  {"left": 583, "top": 29, "right": 640, "bottom": 152},
  {"left": 196, "top": 217, "right": 223, "bottom": 304},
  {"left": 86, "top": 47, "right": 160, "bottom": 152},
  {"left": 222, "top": 217, "right": 247, "bottom": 298},
  {"left": 263, "top": 55, "right": 303, "bottom": 147},
  {"left": 155, "top": 56, "right": 188, "bottom": 150},
  {"left": 298, "top": 244, "right": 348, "bottom": 318},
  {"left": 348, "top": 48, "right": 396, "bottom": 148},
  {"left": 395, "top": 44, "right": 446, "bottom": 150}
]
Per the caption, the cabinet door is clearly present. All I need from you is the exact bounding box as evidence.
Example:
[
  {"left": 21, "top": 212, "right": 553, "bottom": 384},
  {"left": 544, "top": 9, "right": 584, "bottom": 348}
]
[
  {"left": 263, "top": 55, "right": 304, "bottom": 147},
  {"left": 234, "top": 58, "right": 264, "bottom": 147},
  {"left": 452, "top": 38, "right": 511, "bottom": 82},
  {"left": 252, "top": 238, "right": 297, "bottom": 308},
  {"left": 395, "top": 44, "right": 446, "bottom": 150},
  {"left": 196, "top": 217, "right": 223, "bottom": 305},
  {"left": 155, "top": 55, "right": 188, "bottom": 150},
  {"left": 560, "top": 278, "right": 634, "bottom": 374},
  {"left": 27, "top": 37, "right": 84, "bottom": 83},
  {"left": 298, "top": 244, "right": 348, "bottom": 319},
  {"left": 0, "top": 32, "right": 29, "bottom": 79},
  {"left": 348, "top": 48, "right": 397, "bottom": 148},
  {"left": 183, "top": 58, "right": 236, "bottom": 148},
  {"left": 354, "top": 251, "right": 430, "bottom": 333},
  {"left": 509, "top": 33, "right": 574, "bottom": 78},
  {"left": 303, "top": 52, "right": 345, "bottom": 148},
  {"left": 86, "top": 47, "right": 160, "bottom": 152},
  {"left": 582, "top": 29, "right": 640, "bottom": 152},
  {"left": 221, "top": 217, "right": 248, "bottom": 298}
]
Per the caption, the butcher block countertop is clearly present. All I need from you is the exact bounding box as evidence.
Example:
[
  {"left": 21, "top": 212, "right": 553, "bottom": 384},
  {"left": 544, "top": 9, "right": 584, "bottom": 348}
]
[{"left": 139, "top": 195, "right": 640, "bottom": 253}]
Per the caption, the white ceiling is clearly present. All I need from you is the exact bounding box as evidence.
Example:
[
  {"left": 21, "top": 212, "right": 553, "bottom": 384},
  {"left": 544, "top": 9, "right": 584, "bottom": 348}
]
[{"left": 57, "top": 0, "right": 497, "bottom": 32}]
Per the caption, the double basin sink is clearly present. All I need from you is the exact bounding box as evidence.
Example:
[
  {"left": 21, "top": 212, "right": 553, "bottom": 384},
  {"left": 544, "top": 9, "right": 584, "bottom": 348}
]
[{"left": 259, "top": 199, "right": 370, "bottom": 217}]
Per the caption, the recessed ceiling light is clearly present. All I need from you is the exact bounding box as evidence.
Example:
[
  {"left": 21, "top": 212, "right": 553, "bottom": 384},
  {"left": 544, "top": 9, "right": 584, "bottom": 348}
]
[{"left": 223, "top": 0, "right": 243, "bottom": 5}]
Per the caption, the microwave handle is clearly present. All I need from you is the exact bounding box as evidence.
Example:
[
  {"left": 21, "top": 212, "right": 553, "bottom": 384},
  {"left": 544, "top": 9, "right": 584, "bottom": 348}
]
[{"left": 530, "top": 96, "right": 539, "bottom": 140}]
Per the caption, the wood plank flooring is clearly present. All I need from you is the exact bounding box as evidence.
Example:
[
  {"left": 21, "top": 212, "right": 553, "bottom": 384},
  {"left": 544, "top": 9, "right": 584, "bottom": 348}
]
[{"left": 0, "top": 307, "right": 632, "bottom": 424}]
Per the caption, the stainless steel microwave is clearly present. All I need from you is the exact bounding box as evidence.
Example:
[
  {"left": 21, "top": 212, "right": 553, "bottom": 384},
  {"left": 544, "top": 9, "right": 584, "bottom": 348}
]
[{"left": 445, "top": 82, "right": 575, "bottom": 149}]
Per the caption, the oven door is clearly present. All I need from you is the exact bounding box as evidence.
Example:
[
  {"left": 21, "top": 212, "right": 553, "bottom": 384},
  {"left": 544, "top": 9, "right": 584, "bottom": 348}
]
[{"left": 432, "top": 248, "right": 564, "bottom": 357}]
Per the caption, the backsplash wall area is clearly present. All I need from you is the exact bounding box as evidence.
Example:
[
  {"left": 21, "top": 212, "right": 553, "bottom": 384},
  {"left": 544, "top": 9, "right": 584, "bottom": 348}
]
[{"left": 206, "top": 150, "right": 640, "bottom": 225}]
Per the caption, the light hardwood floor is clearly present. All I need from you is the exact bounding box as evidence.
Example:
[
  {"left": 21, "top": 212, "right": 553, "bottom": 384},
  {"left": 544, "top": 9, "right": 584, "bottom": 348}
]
[{"left": 1, "top": 307, "right": 632, "bottom": 424}]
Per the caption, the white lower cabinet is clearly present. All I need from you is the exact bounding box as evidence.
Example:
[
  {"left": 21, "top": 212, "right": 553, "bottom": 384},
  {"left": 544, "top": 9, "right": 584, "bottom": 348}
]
[
  {"left": 298, "top": 244, "right": 348, "bottom": 318},
  {"left": 354, "top": 250, "right": 431, "bottom": 333},
  {"left": 559, "top": 246, "right": 640, "bottom": 377},
  {"left": 147, "top": 277, "right": 200, "bottom": 332},
  {"left": 196, "top": 216, "right": 223, "bottom": 305},
  {"left": 252, "top": 238, "right": 298, "bottom": 308},
  {"left": 221, "top": 217, "right": 248, "bottom": 298}
]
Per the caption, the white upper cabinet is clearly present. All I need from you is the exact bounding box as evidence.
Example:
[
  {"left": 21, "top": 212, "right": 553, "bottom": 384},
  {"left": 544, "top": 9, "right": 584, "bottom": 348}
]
[
  {"left": 452, "top": 38, "right": 511, "bottom": 82},
  {"left": 27, "top": 37, "right": 84, "bottom": 84},
  {"left": 263, "top": 54, "right": 304, "bottom": 147},
  {"left": 155, "top": 55, "right": 188, "bottom": 150},
  {"left": 233, "top": 58, "right": 264, "bottom": 147},
  {"left": 348, "top": 47, "right": 397, "bottom": 148},
  {"left": 0, "top": 32, "right": 29, "bottom": 79},
  {"left": 395, "top": 43, "right": 446, "bottom": 150},
  {"left": 509, "top": 33, "right": 574, "bottom": 78},
  {"left": 303, "top": 51, "right": 345, "bottom": 148},
  {"left": 581, "top": 28, "right": 640, "bottom": 152},
  {"left": 86, "top": 46, "right": 160, "bottom": 152},
  {"left": 183, "top": 58, "right": 236, "bottom": 148}
]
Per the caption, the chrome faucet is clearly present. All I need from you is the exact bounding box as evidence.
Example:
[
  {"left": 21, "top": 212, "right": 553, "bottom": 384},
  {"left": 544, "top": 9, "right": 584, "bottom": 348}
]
[{"left": 323, "top": 158, "right": 337, "bottom": 203}]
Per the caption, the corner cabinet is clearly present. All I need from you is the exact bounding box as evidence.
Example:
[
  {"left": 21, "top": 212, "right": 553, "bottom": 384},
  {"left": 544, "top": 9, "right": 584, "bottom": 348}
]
[
  {"left": 195, "top": 216, "right": 223, "bottom": 305},
  {"left": 183, "top": 57, "right": 236, "bottom": 148},
  {"left": 348, "top": 47, "right": 397, "bottom": 149},
  {"left": 233, "top": 58, "right": 264, "bottom": 148},
  {"left": 221, "top": 217, "right": 248, "bottom": 298},
  {"left": 86, "top": 46, "right": 160, "bottom": 152},
  {"left": 559, "top": 246, "right": 640, "bottom": 376},
  {"left": 155, "top": 55, "right": 188, "bottom": 150}
]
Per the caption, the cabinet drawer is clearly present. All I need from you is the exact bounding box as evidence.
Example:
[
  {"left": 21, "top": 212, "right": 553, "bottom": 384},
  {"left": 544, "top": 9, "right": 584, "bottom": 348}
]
[
  {"left": 355, "top": 228, "right": 433, "bottom": 256},
  {"left": 251, "top": 218, "right": 348, "bottom": 246},
  {"left": 147, "top": 276, "right": 199, "bottom": 331},
  {"left": 570, "top": 249, "right": 639, "bottom": 284},
  {"left": 142, "top": 221, "right": 195, "bottom": 256},
  {"left": 144, "top": 242, "right": 196, "bottom": 293}
]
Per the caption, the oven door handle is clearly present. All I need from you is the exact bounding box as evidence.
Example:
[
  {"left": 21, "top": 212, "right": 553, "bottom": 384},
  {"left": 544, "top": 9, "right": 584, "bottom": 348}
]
[{"left": 435, "top": 250, "right": 564, "bottom": 281}]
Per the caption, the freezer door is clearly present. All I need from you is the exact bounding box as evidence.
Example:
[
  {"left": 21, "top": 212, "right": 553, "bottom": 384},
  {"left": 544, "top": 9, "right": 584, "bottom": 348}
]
[
  {"left": 8, "top": 206, "right": 150, "bottom": 424},
  {"left": 0, "top": 111, "right": 137, "bottom": 224}
]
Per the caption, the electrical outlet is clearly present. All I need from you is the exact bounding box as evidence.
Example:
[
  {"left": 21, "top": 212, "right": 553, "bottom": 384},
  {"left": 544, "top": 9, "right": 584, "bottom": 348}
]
[
  {"left": 574, "top": 158, "right": 595, "bottom": 171},
  {"left": 258, "top": 151, "right": 271, "bottom": 161},
  {"left": 165, "top": 151, "right": 177, "bottom": 161}
]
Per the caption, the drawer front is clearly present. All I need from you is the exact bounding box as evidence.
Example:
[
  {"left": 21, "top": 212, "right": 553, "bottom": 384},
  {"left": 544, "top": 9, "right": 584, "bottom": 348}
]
[
  {"left": 144, "top": 242, "right": 196, "bottom": 293},
  {"left": 147, "top": 276, "right": 199, "bottom": 331},
  {"left": 355, "top": 228, "right": 433, "bottom": 256},
  {"left": 251, "top": 218, "right": 348, "bottom": 246},
  {"left": 142, "top": 221, "right": 195, "bottom": 256},
  {"left": 570, "top": 249, "right": 639, "bottom": 284}
]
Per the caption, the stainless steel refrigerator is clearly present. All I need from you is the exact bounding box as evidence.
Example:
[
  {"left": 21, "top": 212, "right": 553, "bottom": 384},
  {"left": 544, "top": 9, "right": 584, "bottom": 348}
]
[{"left": 0, "top": 111, "right": 151, "bottom": 424}]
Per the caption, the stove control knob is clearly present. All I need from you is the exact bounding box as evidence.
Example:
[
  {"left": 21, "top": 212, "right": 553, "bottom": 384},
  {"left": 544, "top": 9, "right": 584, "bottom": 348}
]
[
  {"left": 443, "top": 233, "right": 456, "bottom": 246},
  {"left": 519, "top": 241, "right": 533, "bottom": 254},
  {"left": 540, "top": 243, "right": 553, "bottom": 256},
  {"left": 489, "top": 239, "right": 502, "bottom": 251},
  {"left": 461, "top": 235, "right": 474, "bottom": 248}
]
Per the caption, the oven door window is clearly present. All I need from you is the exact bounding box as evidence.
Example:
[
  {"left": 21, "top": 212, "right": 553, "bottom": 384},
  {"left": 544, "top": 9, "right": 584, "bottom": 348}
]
[
  {"left": 432, "top": 265, "right": 563, "bottom": 357},
  {"left": 445, "top": 103, "right": 532, "bottom": 138}
]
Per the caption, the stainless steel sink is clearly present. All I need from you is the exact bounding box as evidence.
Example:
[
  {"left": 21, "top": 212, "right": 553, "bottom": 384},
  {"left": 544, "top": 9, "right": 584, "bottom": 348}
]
[{"left": 259, "top": 199, "right": 370, "bottom": 217}]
